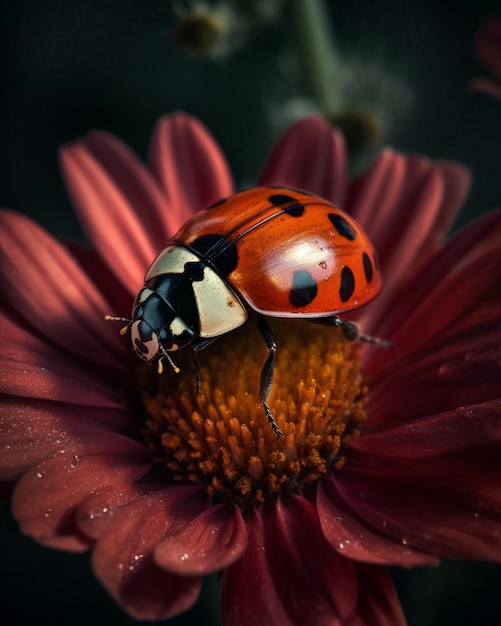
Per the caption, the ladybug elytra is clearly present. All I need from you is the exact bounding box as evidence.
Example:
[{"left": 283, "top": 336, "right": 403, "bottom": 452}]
[{"left": 107, "top": 186, "right": 388, "bottom": 437}]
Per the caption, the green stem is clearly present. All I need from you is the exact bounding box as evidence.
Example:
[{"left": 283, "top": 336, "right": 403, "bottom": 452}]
[{"left": 289, "top": 0, "right": 338, "bottom": 110}]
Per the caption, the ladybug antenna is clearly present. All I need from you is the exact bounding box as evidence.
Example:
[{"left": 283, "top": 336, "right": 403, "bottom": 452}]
[
  {"left": 104, "top": 314, "right": 132, "bottom": 336},
  {"left": 157, "top": 348, "right": 181, "bottom": 375}
]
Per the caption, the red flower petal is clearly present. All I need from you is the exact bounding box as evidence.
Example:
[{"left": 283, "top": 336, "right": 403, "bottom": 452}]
[
  {"left": 0, "top": 211, "right": 127, "bottom": 370},
  {"left": 345, "top": 148, "right": 407, "bottom": 236},
  {"left": 11, "top": 435, "right": 150, "bottom": 551},
  {"left": 59, "top": 136, "right": 161, "bottom": 293},
  {"left": 149, "top": 112, "right": 234, "bottom": 219},
  {"left": 155, "top": 502, "right": 247, "bottom": 575},
  {"left": 344, "top": 565, "right": 406, "bottom": 626},
  {"left": 221, "top": 507, "right": 297, "bottom": 626},
  {"left": 318, "top": 479, "right": 438, "bottom": 567},
  {"left": 468, "top": 76, "right": 501, "bottom": 98},
  {"left": 372, "top": 209, "right": 501, "bottom": 350},
  {"left": 347, "top": 153, "right": 460, "bottom": 289},
  {"left": 0, "top": 398, "right": 141, "bottom": 481},
  {"left": 223, "top": 497, "right": 359, "bottom": 625},
  {"left": 258, "top": 116, "right": 348, "bottom": 207},
  {"left": 332, "top": 456, "right": 501, "bottom": 562},
  {"left": 91, "top": 487, "right": 207, "bottom": 620},
  {"left": 474, "top": 17, "right": 501, "bottom": 81},
  {"left": 0, "top": 311, "right": 129, "bottom": 403}
]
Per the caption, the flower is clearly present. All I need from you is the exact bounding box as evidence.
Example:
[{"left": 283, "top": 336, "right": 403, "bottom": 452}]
[
  {"left": 469, "top": 17, "right": 501, "bottom": 99},
  {"left": 1, "top": 112, "right": 500, "bottom": 625}
]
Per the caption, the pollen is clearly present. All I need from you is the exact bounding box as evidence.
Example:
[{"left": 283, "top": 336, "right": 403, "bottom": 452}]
[{"left": 139, "top": 318, "right": 368, "bottom": 508}]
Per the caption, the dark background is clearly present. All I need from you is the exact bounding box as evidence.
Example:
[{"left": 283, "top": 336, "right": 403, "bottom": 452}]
[{"left": 2, "top": 1, "right": 501, "bottom": 624}]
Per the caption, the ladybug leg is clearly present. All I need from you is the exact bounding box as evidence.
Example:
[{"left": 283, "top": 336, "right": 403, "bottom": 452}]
[
  {"left": 257, "top": 316, "right": 284, "bottom": 438},
  {"left": 190, "top": 337, "right": 220, "bottom": 394},
  {"left": 312, "top": 316, "right": 393, "bottom": 349}
]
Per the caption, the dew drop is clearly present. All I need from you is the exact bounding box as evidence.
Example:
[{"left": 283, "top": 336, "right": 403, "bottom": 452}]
[{"left": 36, "top": 471, "right": 44, "bottom": 479}]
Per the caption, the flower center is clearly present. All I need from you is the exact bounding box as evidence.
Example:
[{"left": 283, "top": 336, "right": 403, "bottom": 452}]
[{"left": 138, "top": 318, "right": 367, "bottom": 507}]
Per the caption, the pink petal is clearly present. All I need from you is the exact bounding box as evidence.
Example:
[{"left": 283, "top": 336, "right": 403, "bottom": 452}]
[
  {"left": 0, "top": 211, "right": 128, "bottom": 370},
  {"left": 0, "top": 398, "right": 142, "bottom": 481},
  {"left": 424, "top": 161, "right": 471, "bottom": 250},
  {"left": 59, "top": 136, "right": 160, "bottom": 293},
  {"left": 318, "top": 479, "right": 438, "bottom": 566},
  {"left": 258, "top": 115, "right": 348, "bottom": 207},
  {"left": 344, "top": 148, "right": 407, "bottom": 235},
  {"left": 359, "top": 208, "right": 501, "bottom": 359},
  {"left": 373, "top": 210, "right": 501, "bottom": 350},
  {"left": 149, "top": 112, "right": 234, "bottom": 219},
  {"left": 222, "top": 507, "right": 295, "bottom": 626},
  {"left": 155, "top": 502, "right": 247, "bottom": 575},
  {"left": 64, "top": 242, "right": 133, "bottom": 315},
  {"left": 91, "top": 487, "right": 207, "bottom": 620},
  {"left": 345, "top": 565, "right": 406, "bottom": 626},
  {"left": 376, "top": 157, "right": 444, "bottom": 281},
  {"left": 367, "top": 332, "right": 501, "bottom": 430},
  {"left": 468, "top": 76, "right": 501, "bottom": 98},
  {"left": 11, "top": 436, "right": 151, "bottom": 551},
  {"left": 0, "top": 309, "right": 130, "bottom": 404},
  {"left": 474, "top": 17, "right": 501, "bottom": 81},
  {"left": 223, "top": 498, "right": 359, "bottom": 625},
  {"left": 355, "top": 401, "right": 501, "bottom": 457},
  {"left": 331, "top": 459, "right": 501, "bottom": 562},
  {"left": 274, "top": 495, "right": 358, "bottom": 621}
]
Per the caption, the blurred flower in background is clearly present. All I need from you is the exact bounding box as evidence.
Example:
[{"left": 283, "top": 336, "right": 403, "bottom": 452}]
[
  {"left": 469, "top": 16, "right": 501, "bottom": 99},
  {"left": 1, "top": 1, "right": 501, "bottom": 625}
]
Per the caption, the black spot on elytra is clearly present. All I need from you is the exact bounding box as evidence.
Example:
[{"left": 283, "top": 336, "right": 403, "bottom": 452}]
[
  {"left": 329, "top": 213, "right": 357, "bottom": 241},
  {"left": 289, "top": 270, "right": 318, "bottom": 307},
  {"left": 190, "top": 234, "right": 239, "bottom": 277},
  {"left": 362, "top": 252, "right": 373, "bottom": 283},
  {"left": 339, "top": 266, "right": 355, "bottom": 302},
  {"left": 268, "top": 194, "right": 305, "bottom": 217}
]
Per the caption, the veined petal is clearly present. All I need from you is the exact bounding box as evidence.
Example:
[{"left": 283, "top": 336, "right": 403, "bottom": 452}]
[
  {"left": 0, "top": 398, "right": 141, "bottom": 481},
  {"left": 345, "top": 148, "right": 407, "bottom": 236},
  {"left": 0, "top": 311, "right": 129, "bottom": 403},
  {"left": 274, "top": 495, "right": 358, "bottom": 621},
  {"left": 149, "top": 112, "right": 234, "bottom": 219},
  {"left": 372, "top": 209, "right": 501, "bottom": 349},
  {"left": 155, "top": 502, "right": 247, "bottom": 575},
  {"left": 59, "top": 138, "right": 159, "bottom": 293},
  {"left": 344, "top": 565, "right": 406, "bottom": 626},
  {"left": 11, "top": 435, "right": 151, "bottom": 551},
  {"left": 0, "top": 211, "right": 128, "bottom": 370},
  {"left": 367, "top": 331, "right": 501, "bottom": 429},
  {"left": 258, "top": 116, "right": 348, "bottom": 207},
  {"left": 222, "top": 507, "right": 296, "bottom": 626},
  {"left": 318, "top": 478, "right": 439, "bottom": 566},
  {"left": 332, "top": 458, "right": 501, "bottom": 562},
  {"left": 91, "top": 487, "right": 207, "bottom": 620},
  {"left": 474, "top": 17, "right": 501, "bottom": 81}
]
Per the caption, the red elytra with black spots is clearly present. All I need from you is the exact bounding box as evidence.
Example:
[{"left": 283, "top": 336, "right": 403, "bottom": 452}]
[
  {"left": 175, "top": 186, "right": 381, "bottom": 315},
  {"left": 116, "top": 186, "right": 384, "bottom": 437}
]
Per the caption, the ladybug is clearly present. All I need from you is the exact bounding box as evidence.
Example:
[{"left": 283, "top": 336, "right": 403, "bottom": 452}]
[{"left": 107, "top": 186, "right": 388, "bottom": 437}]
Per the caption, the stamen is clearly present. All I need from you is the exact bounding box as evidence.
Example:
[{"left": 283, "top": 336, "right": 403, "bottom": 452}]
[{"left": 137, "top": 318, "right": 368, "bottom": 507}]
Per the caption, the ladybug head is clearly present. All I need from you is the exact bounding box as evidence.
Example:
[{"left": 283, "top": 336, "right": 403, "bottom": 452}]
[{"left": 129, "top": 287, "right": 196, "bottom": 372}]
